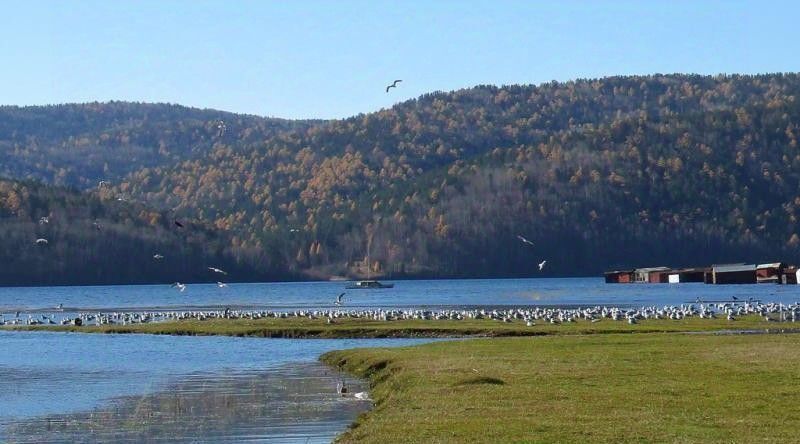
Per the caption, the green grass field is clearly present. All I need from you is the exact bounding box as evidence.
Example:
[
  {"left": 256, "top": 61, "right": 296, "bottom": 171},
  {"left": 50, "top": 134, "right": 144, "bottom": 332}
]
[
  {"left": 7, "top": 314, "right": 799, "bottom": 338},
  {"left": 323, "top": 333, "right": 800, "bottom": 443}
]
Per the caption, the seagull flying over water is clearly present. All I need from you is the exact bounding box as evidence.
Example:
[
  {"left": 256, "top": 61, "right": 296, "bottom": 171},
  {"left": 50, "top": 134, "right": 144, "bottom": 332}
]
[
  {"left": 516, "top": 235, "right": 534, "bottom": 247},
  {"left": 217, "top": 281, "right": 227, "bottom": 288},
  {"left": 153, "top": 254, "right": 164, "bottom": 260},
  {"left": 39, "top": 216, "right": 49, "bottom": 225},
  {"left": 385, "top": 79, "right": 402, "bottom": 92},
  {"left": 335, "top": 292, "right": 345, "bottom": 306},
  {"left": 35, "top": 238, "right": 48, "bottom": 245},
  {"left": 208, "top": 267, "right": 227, "bottom": 275},
  {"left": 170, "top": 282, "right": 187, "bottom": 292},
  {"left": 538, "top": 260, "right": 547, "bottom": 271}
]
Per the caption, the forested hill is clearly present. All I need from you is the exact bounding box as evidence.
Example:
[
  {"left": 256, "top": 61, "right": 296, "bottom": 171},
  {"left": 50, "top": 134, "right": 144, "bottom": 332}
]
[
  {"left": 4, "top": 73, "right": 800, "bottom": 284},
  {"left": 0, "top": 179, "right": 282, "bottom": 285},
  {"left": 0, "top": 102, "right": 314, "bottom": 189}
]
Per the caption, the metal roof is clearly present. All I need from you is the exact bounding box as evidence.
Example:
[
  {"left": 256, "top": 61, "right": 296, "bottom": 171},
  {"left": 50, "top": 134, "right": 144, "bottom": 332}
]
[
  {"left": 635, "top": 267, "right": 671, "bottom": 272},
  {"left": 713, "top": 264, "right": 756, "bottom": 273}
]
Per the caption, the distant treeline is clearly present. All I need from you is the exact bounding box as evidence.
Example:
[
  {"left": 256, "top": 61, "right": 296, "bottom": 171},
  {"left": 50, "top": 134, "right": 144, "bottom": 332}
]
[{"left": 3, "top": 73, "right": 800, "bottom": 284}]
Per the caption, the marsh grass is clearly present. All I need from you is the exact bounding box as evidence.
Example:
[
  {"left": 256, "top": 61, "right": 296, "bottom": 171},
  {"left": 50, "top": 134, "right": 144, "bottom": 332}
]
[{"left": 323, "top": 334, "right": 800, "bottom": 443}]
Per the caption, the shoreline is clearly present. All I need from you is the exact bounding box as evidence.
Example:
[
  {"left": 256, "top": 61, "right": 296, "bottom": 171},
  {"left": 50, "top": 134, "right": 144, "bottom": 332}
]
[{"left": 5, "top": 314, "right": 799, "bottom": 338}]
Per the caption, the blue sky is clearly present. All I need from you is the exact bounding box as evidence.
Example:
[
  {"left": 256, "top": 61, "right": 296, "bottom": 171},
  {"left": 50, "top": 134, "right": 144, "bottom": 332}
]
[{"left": 1, "top": 0, "right": 797, "bottom": 119}]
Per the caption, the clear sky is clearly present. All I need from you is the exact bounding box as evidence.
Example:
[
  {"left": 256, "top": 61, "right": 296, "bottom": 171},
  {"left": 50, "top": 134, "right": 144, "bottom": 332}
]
[{"left": 1, "top": 0, "right": 797, "bottom": 119}]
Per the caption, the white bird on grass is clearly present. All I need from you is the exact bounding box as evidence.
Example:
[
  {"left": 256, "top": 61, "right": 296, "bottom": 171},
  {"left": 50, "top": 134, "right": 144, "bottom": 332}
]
[
  {"left": 208, "top": 267, "right": 227, "bottom": 275},
  {"left": 538, "top": 260, "right": 547, "bottom": 271}
]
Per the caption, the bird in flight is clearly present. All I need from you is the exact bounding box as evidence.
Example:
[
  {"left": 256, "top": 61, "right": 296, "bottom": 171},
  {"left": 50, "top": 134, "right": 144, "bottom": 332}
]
[
  {"left": 35, "top": 238, "right": 48, "bottom": 245},
  {"left": 39, "top": 216, "right": 49, "bottom": 225},
  {"left": 153, "top": 254, "right": 164, "bottom": 260},
  {"left": 217, "top": 281, "right": 227, "bottom": 288},
  {"left": 92, "top": 220, "right": 102, "bottom": 231},
  {"left": 208, "top": 267, "right": 227, "bottom": 275},
  {"left": 335, "top": 292, "right": 345, "bottom": 306},
  {"left": 174, "top": 220, "right": 185, "bottom": 228},
  {"left": 538, "top": 260, "right": 547, "bottom": 271},
  {"left": 98, "top": 180, "right": 109, "bottom": 188},
  {"left": 216, "top": 120, "right": 226, "bottom": 137},
  {"left": 516, "top": 235, "right": 534, "bottom": 246},
  {"left": 170, "top": 282, "right": 187, "bottom": 292},
  {"left": 385, "top": 79, "right": 402, "bottom": 92}
]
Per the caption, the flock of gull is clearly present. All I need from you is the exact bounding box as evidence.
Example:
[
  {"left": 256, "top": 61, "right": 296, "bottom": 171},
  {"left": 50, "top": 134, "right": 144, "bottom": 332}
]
[{"left": 3, "top": 300, "right": 800, "bottom": 327}]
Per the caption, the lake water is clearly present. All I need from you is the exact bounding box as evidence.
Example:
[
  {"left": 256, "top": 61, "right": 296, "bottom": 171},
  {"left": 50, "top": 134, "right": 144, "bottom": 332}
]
[
  {"left": 3, "top": 278, "right": 800, "bottom": 315},
  {"left": 0, "top": 331, "right": 433, "bottom": 443},
  {"left": 2, "top": 277, "right": 800, "bottom": 442}
]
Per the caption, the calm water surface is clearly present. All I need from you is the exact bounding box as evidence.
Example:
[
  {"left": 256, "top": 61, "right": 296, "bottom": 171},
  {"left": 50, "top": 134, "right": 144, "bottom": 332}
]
[
  {"left": 3, "top": 278, "right": 800, "bottom": 314},
  {"left": 0, "top": 331, "right": 434, "bottom": 443}
]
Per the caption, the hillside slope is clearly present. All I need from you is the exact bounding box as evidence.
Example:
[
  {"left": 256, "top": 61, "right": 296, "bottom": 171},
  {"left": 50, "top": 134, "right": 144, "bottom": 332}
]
[
  {"left": 3, "top": 73, "right": 800, "bottom": 282},
  {"left": 0, "top": 179, "right": 280, "bottom": 285}
]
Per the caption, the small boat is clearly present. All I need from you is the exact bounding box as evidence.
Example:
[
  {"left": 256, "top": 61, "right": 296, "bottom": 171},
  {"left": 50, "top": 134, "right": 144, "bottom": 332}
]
[{"left": 346, "top": 280, "right": 394, "bottom": 289}]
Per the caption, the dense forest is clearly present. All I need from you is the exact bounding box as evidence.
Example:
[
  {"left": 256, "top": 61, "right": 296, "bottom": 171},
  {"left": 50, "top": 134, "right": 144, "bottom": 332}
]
[{"left": 3, "top": 73, "right": 800, "bottom": 284}]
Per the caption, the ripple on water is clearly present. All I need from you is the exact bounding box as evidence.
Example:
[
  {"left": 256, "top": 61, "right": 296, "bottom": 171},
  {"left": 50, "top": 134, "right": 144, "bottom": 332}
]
[{"left": 1, "top": 362, "right": 371, "bottom": 444}]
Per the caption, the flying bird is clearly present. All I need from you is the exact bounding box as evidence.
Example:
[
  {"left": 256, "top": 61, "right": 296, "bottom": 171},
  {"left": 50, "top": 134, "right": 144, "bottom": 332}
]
[
  {"left": 98, "top": 180, "right": 109, "bottom": 188},
  {"left": 516, "top": 235, "right": 534, "bottom": 247},
  {"left": 174, "top": 220, "right": 185, "bottom": 228},
  {"left": 35, "top": 238, "right": 48, "bottom": 245},
  {"left": 217, "top": 281, "right": 227, "bottom": 288},
  {"left": 538, "top": 260, "right": 547, "bottom": 271},
  {"left": 39, "top": 216, "right": 49, "bottom": 225},
  {"left": 92, "top": 220, "right": 102, "bottom": 231},
  {"left": 385, "top": 79, "right": 402, "bottom": 92},
  {"left": 170, "top": 282, "right": 187, "bottom": 292},
  {"left": 335, "top": 292, "right": 345, "bottom": 306},
  {"left": 216, "top": 120, "right": 226, "bottom": 137},
  {"left": 153, "top": 254, "right": 164, "bottom": 260},
  {"left": 208, "top": 267, "right": 227, "bottom": 275}
]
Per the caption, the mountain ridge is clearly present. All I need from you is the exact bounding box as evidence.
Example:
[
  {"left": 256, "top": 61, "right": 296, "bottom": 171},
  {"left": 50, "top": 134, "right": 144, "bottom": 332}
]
[{"left": 3, "top": 73, "right": 800, "bottom": 284}]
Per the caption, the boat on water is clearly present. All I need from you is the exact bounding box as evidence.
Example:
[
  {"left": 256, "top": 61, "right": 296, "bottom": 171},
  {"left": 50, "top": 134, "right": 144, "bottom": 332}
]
[{"left": 345, "top": 279, "right": 394, "bottom": 289}]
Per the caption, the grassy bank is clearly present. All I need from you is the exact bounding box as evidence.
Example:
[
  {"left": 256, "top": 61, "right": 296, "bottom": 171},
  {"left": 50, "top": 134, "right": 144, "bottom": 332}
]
[
  {"left": 322, "top": 333, "right": 800, "bottom": 443},
  {"left": 6, "top": 315, "right": 799, "bottom": 338}
]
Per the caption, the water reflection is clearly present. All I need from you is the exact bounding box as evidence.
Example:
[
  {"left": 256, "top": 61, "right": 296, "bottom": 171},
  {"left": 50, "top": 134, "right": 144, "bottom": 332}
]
[{"left": 3, "top": 363, "right": 369, "bottom": 443}]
